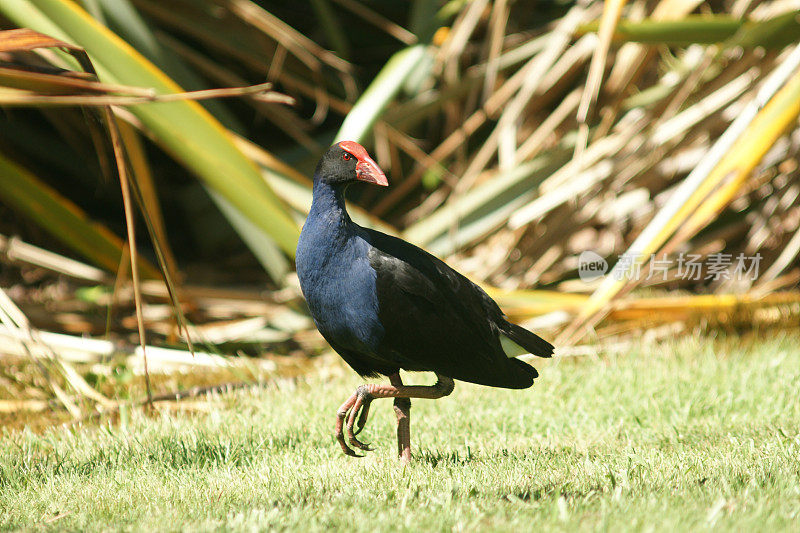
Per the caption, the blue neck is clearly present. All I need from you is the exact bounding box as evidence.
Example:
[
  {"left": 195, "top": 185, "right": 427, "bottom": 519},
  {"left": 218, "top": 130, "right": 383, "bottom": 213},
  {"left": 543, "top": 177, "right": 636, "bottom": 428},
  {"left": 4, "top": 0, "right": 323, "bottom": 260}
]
[
  {"left": 297, "top": 179, "right": 384, "bottom": 355},
  {"left": 309, "top": 179, "right": 351, "bottom": 227}
]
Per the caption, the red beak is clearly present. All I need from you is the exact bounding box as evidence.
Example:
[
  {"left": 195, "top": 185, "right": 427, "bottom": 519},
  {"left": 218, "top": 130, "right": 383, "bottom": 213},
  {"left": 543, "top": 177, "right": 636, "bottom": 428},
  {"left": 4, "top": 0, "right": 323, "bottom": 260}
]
[
  {"left": 355, "top": 157, "right": 388, "bottom": 186},
  {"left": 338, "top": 141, "right": 388, "bottom": 187}
]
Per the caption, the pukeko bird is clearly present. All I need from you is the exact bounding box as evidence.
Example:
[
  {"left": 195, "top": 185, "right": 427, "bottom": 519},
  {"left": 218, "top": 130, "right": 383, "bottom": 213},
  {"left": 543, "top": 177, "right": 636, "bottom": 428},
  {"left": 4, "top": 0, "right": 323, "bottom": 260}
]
[{"left": 296, "top": 141, "right": 554, "bottom": 463}]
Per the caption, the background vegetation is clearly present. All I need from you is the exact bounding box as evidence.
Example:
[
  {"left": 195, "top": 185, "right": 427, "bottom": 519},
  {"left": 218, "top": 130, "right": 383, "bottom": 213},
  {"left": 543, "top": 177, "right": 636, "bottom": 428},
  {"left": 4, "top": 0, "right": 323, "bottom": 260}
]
[
  {"left": 0, "top": 0, "right": 799, "bottom": 516},
  {"left": 1, "top": 1, "right": 799, "bottom": 529}
]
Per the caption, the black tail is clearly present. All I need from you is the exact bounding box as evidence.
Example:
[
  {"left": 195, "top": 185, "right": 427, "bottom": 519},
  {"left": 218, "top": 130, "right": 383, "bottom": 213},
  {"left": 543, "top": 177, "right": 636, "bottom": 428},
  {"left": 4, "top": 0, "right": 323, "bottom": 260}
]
[{"left": 502, "top": 321, "right": 554, "bottom": 358}]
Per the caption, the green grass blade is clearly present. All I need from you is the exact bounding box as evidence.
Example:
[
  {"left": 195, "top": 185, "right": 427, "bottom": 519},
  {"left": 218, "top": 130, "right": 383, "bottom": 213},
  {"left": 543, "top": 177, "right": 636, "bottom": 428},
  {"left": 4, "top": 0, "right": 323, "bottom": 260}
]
[
  {"left": 0, "top": 151, "right": 157, "bottom": 276},
  {"left": 310, "top": 0, "right": 350, "bottom": 60},
  {"left": 5, "top": 0, "right": 300, "bottom": 259},
  {"left": 0, "top": 1, "right": 81, "bottom": 70},
  {"left": 208, "top": 189, "right": 289, "bottom": 282},
  {"left": 335, "top": 44, "right": 429, "bottom": 143},
  {"left": 90, "top": 0, "right": 286, "bottom": 277},
  {"left": 94, "top": 0, "right": 241, "bottom": 130},
  {"left": 728, "top": 11, "right": 800, "bottom": 50},
  {"left": 579, "top": 12, "right": 800, "bottom": 48},
  {"left": 580, "top": 16, "right": 741, "bottom": 45},
  {"left": 403, "top": 153, "right": 567, "bottom": 254}
]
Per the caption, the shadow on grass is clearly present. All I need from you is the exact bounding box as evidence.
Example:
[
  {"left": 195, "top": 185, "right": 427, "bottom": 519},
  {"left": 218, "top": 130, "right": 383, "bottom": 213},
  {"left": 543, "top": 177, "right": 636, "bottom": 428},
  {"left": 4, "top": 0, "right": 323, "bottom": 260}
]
[
  {"left": 414, "top": 449, "right": 481, "bottom": 467},
  {"left": 414, "top": 444, "right": 578, "bottom": 468}
]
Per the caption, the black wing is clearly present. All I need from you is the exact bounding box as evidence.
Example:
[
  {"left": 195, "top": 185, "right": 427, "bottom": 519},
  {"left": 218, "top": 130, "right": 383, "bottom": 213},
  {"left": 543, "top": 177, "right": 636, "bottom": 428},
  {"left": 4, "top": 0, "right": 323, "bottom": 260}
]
[{"left": 364, "top": 229, "right": 552, "bottom": 389}]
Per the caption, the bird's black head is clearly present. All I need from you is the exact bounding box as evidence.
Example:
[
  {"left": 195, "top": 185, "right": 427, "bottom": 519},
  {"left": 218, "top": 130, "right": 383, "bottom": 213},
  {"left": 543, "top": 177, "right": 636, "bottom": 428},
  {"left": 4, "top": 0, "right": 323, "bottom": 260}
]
[{"left": 314, "top": 141, "right": 388, "bottom": 187}]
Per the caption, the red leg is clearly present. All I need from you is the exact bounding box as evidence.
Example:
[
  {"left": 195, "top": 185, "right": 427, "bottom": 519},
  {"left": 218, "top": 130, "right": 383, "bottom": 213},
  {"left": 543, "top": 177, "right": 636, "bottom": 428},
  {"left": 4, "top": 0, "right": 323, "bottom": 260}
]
[
  {"left": 334, "top": 373, "right": 454, "bottom": 462},
  {"left": 393, "top": 397, "right": 411, "bottom": 464},
  {"left": 390, "top": 374, "right": 411, "bottom": 464}
]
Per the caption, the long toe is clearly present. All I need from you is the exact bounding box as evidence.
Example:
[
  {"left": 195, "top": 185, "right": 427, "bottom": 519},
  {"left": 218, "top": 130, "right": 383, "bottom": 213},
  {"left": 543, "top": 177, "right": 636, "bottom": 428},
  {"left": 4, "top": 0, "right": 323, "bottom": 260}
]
[
  {"left": 334, "top": 392, "right": 363, "bottom": 457},
  {"left": 353, "top": 399, "right": 372, "bottom": 436},
  {"left": 336, "top": 431, "right": 363, "bottom": 457},
  {"left": 346, "top": 393, "right": 374, "bottom": 451}
]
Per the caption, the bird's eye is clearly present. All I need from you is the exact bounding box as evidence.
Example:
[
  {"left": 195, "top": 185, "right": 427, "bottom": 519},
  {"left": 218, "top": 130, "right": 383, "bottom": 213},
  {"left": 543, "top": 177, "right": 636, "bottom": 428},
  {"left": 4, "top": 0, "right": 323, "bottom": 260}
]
[{"left": 342, "top": 152, "right": 352, "bottom": 161}]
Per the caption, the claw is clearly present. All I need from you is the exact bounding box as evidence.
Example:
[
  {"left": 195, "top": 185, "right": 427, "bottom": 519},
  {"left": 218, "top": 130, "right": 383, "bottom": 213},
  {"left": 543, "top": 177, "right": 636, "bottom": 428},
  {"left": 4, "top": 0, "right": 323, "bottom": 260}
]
[
  {"left": 334, "top": 393, "right": 362, "bottom": 457},
  {"left": 346, "top": 391, "right": 373, "bottom": 451},
  {"left": 354, "top": 400, "right": 372, "bottom": 436},
  {"left": 338, "top": 437, "right": 364, "bottom": 457},
  {"left": 335, "top": 417, "right": 361, "bottom": 457},
  {"left": 336, "top": 429, "right": 361, "bottom": 456},
  {"left": 350, "top": 438, "right": 373, "bottom": 452}
]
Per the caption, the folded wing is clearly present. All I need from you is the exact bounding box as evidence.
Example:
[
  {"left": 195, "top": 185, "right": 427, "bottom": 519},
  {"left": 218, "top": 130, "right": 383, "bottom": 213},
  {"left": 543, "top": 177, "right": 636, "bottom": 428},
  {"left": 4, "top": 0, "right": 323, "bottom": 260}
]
[{"left": 365, "top": 229, "right": 552, "bottom": 389}]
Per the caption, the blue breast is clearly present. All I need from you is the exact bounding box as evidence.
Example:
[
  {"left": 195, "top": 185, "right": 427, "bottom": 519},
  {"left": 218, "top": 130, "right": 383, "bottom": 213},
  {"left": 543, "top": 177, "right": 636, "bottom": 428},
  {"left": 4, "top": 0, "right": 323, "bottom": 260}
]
[{"left": 296, "top": 188, "right": 385, "bottom": 354}]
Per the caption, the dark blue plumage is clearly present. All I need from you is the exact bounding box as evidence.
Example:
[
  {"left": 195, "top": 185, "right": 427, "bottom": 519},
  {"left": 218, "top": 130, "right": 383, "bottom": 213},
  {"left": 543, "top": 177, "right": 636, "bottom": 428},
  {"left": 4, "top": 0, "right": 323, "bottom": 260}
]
[
  {"left": 296, "top": 178, "right": 386, "bottom": 367},
  {"left": 296, "top": 142, "right": 554, "bottom": 388}
]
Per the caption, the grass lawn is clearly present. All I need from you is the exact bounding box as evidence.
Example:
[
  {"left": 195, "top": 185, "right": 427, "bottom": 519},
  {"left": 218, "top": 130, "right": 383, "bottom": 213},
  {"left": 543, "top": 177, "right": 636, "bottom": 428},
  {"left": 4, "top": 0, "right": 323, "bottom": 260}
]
[{"left": 1, "top": 334, "right": 799, "bottom": 531}]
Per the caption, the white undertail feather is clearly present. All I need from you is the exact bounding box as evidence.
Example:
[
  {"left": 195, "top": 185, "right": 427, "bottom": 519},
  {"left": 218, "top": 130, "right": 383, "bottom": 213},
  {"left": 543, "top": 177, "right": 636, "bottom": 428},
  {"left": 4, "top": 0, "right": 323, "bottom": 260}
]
[{"left": 500, "top": 334, "right": 529, "bottom": 358}]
